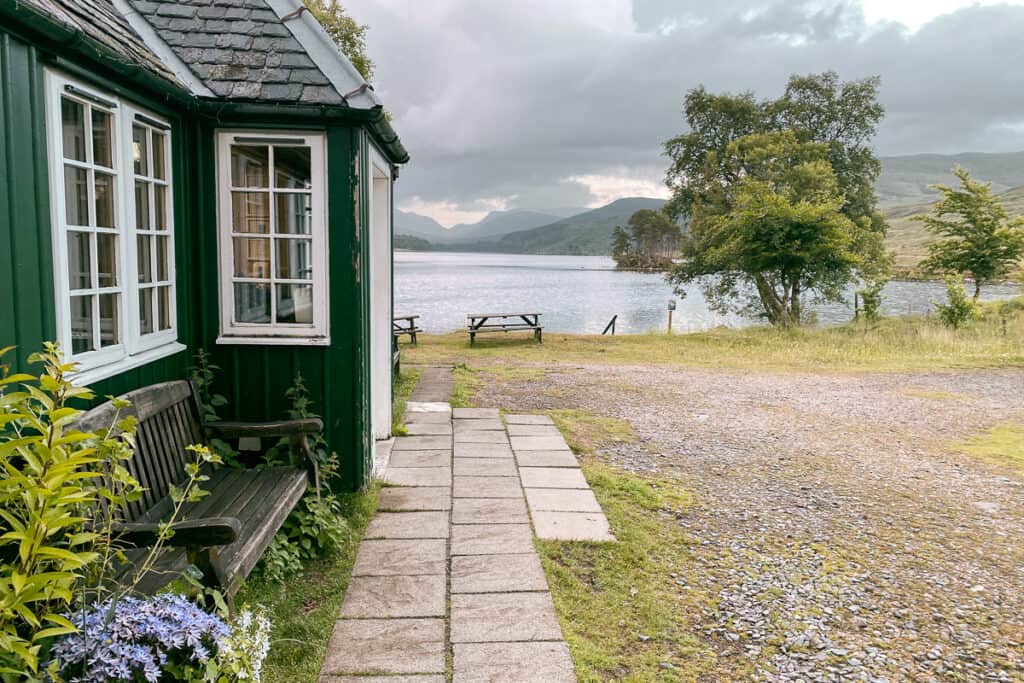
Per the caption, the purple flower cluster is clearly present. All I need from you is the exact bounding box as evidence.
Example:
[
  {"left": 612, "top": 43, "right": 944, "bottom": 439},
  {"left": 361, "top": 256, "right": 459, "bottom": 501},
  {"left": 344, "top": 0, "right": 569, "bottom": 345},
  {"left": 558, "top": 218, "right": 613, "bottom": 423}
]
[{"left": 49, "top": 594, "right": 230, "bottom": 682}]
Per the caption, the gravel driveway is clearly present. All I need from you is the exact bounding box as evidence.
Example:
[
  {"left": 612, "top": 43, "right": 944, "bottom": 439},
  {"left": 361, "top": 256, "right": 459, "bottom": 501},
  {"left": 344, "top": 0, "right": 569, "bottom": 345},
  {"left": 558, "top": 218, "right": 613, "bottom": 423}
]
[{"left": 472, "top": 364, "right": 1024, "bottom": 682}]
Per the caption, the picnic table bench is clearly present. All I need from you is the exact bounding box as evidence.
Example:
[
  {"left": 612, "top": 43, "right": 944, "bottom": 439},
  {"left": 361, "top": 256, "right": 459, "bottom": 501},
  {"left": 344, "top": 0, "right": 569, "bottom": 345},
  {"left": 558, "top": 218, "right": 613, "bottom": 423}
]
[
  {"left": 393, "top": 314, "right": 422, "bottom": 345},
  {"left": 73, "top": 380, "right": 320, "bottom": 598},
  {"left": 467, "top": 312, "right": 543, "bottom": 345}
]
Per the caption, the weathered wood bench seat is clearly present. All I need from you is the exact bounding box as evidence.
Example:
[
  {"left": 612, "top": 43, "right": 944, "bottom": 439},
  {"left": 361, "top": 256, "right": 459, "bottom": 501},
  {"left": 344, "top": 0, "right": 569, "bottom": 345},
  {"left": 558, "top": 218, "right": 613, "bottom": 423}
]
[
  {"left": 74, "top": 380, "right": 320, "bottom": 597},
  {"left": 467, "top": 312, "right": 543, "bottom": 345}
]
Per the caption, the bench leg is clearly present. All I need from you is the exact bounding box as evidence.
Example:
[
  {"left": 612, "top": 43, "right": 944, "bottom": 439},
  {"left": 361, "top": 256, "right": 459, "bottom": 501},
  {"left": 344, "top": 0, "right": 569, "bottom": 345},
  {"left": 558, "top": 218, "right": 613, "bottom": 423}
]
[
  {"left": 469, "top": 332, "right": 475, "bottom": 346},
  {"left": 411, "top": 332, "right": 417, "bottom": 346},
  {"left": 536, "top": 328, "right": 543, "bottom": 344}
]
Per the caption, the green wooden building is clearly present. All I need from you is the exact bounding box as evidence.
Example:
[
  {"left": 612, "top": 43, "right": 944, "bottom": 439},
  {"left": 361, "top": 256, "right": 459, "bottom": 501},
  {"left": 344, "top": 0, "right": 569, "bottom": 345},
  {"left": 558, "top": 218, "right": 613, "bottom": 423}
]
[{"left": 0, "top": 0, "right": 408, "bottom": 490}]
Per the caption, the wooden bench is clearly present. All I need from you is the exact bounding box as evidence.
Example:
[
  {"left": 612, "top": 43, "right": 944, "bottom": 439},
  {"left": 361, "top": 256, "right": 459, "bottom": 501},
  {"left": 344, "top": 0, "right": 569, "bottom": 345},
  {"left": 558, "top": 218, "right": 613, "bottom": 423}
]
[
  {"left": 467, "top": 312, "right": 543, "bottom": 345},
  {"left": 393, "top": 314, "right": 422, "bottom": 345},
  {"left": 74, "top": 380, "right": 321, "bottom": 598}
]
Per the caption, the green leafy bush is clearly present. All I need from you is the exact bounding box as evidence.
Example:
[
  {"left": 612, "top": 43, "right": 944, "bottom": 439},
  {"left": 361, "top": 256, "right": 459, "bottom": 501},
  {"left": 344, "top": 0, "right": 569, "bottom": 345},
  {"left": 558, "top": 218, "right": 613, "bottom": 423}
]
[{"left": 935, "top": 276, "right": 977, "bottom": 330}]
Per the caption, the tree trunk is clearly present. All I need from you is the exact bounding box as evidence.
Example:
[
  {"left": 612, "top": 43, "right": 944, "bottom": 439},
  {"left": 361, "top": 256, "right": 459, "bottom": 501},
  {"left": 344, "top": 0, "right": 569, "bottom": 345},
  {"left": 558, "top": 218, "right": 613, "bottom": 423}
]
[
  {"left": 753, "top": 274, "right": 784, "bottom": 325},
  {"left": 972, "top": 277, "right": 981, "bottom": 302}
]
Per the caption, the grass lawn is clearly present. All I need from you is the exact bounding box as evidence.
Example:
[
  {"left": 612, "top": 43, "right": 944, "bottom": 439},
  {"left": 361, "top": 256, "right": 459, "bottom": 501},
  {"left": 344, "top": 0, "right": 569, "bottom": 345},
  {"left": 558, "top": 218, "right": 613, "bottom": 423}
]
[
  {"left": 404, "top": 298, "right": 1024, "bottom": 373},
  {"left": 955, "top": 422, "right": 1024, "bottom": 475},
  {"left": 238, "top": 363, "right": 421, "bottom": 682}
]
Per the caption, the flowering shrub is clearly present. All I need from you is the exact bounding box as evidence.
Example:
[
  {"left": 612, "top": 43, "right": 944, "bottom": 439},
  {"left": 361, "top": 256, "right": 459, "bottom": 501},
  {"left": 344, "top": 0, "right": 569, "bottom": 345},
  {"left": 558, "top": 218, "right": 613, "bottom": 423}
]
[{"left": 49, "top": 595, "right": 270, "bottom": 682}]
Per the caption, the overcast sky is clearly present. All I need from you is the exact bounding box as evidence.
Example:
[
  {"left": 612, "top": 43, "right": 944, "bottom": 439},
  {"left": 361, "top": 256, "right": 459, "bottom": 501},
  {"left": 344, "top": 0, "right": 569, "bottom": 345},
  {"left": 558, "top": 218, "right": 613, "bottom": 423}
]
[{"left": 344, "top": 0, "right": 1024, "bottom": 225}]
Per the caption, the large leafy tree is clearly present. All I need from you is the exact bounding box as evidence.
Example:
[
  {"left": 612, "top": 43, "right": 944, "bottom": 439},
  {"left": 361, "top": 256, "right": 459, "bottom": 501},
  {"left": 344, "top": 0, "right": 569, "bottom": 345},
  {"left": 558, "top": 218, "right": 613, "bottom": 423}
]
[
  {"left": 304, "top": 0, "right": 374, "bottom": 82},
  {"left": 670, "top": 132, "right": 884, "bottom": 326},
  {"left": 918, "top": 167, "right": 1024, "bottom": 300},
  {"left": 663, "top": 72, "right": 890, "bottom": 325}
]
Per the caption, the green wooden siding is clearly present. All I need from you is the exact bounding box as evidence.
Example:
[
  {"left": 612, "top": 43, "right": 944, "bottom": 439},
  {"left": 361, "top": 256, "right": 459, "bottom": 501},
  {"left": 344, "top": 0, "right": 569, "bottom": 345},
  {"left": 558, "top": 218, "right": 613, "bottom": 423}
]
[{"left": 0, "top": 25, "right": 377, "bottom": 492}]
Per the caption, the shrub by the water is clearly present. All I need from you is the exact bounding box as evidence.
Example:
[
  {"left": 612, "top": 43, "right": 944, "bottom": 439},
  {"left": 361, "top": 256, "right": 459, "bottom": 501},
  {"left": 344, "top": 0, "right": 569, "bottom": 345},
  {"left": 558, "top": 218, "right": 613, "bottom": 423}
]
[{"left": 935, "top": 276, "right": 977, "bottom": 330}]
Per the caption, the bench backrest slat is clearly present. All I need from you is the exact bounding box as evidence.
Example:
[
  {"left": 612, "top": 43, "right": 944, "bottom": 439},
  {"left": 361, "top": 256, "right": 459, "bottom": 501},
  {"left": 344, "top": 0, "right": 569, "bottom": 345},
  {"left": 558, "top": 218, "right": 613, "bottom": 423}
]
[{"left": 73, "top": 380, "right": 204, "bottom": 523}]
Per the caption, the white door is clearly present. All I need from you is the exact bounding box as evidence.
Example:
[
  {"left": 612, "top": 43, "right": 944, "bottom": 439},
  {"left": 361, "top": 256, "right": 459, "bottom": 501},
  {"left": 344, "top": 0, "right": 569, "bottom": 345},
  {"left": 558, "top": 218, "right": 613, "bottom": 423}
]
[{"left": 369, "top": 147, "right": 393, "bottom": 441}]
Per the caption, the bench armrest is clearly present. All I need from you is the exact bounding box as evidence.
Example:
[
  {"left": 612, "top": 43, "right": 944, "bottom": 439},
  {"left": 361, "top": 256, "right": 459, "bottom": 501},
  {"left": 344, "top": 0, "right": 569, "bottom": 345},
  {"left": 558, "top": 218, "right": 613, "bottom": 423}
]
[
  {"left": 113, "top": 517, "right": 241, "bottom": 549},
  {"left": 206, "top": 418, "right": 323, "bottom": 439}
]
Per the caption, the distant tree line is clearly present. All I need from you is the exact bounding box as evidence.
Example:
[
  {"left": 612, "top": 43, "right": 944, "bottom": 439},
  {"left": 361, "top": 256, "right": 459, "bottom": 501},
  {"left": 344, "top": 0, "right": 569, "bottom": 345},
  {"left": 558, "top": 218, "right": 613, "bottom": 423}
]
[{"left": 611, "top": 209, "right": 682, "bottom": 271}]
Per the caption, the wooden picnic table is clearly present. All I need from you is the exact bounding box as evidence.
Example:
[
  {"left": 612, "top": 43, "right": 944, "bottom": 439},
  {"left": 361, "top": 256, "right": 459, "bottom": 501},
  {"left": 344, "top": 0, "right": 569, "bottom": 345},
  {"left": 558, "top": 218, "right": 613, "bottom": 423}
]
[
  {"left": 393, "top": 314, "right": 422, "bottom": 345},
  {"left": 467, "top": 312, "right": 542, "bottom": 345}
]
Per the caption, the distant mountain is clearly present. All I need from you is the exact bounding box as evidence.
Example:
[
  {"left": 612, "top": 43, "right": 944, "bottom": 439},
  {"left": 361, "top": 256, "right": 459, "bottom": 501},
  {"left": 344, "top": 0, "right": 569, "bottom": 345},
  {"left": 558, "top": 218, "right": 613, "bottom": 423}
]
[
  {"left": 447, "top": 209, "right": 567, "bottom": 242},
  {"left": 395, "top": 210, "right": 450, "bottom": 241},
  {"left": 394, "top": 234, "right": 433, "bottom": 251},
  {"left": 878, "top": 151, "right": 1024, "bottom": 206}
]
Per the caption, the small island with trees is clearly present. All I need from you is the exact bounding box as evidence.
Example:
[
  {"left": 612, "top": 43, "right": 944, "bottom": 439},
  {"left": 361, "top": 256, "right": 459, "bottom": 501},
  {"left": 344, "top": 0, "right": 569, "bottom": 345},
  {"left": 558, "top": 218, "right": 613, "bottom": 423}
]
[{"left": 610, "top": 209, "right": 683, "bottom": 270}]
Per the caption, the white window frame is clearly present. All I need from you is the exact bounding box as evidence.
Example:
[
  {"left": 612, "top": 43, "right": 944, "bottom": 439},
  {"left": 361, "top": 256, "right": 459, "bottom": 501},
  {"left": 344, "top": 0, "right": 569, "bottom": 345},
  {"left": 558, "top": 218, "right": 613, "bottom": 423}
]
[
  {"left": 45, "top": 71, "right": 183, "bottom": 385},
  {"left": 215, "top": 130, "right": 329, "bottom": 345}
]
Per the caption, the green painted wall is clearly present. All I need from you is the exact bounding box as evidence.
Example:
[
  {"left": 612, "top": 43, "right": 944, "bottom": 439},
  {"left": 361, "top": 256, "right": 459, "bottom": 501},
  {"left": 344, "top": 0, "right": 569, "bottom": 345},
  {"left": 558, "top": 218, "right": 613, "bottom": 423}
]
[{"left": 0, "top": 26, "right": 375, "bottom": 491}]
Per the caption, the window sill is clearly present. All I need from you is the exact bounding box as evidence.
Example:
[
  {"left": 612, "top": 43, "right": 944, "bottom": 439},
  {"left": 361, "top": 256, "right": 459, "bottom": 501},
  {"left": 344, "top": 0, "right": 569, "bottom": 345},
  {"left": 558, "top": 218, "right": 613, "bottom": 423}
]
[
  {"left": 216, "top": 335, "right": 331, "bottom": 347},
  {"left": 72, "top": 342, "right": 187, "bottom": 386}
]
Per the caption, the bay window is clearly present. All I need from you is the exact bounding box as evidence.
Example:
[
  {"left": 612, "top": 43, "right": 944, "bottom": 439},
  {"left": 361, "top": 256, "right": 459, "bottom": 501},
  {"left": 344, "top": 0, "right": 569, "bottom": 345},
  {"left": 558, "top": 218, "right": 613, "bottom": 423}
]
[
  {"left": 216, "top": 132, "right": 328, "bottom": 343},
  {"left": 46, "top": 72, "right": 181, "bottom": 383}
]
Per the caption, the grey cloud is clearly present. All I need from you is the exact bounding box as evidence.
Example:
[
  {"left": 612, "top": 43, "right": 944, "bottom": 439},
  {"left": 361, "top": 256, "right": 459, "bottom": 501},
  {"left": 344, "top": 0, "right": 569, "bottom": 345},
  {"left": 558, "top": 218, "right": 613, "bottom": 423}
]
[{"left": 346, "top": 1, "right": 1024, "bottom": 216}]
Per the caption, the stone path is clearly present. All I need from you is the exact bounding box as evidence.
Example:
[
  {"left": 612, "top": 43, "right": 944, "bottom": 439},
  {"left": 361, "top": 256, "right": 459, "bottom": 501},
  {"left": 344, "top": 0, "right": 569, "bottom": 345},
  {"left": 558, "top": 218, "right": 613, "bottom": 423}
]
[{"left": 321, "top": 389, "right": 613, "bottom": 682}]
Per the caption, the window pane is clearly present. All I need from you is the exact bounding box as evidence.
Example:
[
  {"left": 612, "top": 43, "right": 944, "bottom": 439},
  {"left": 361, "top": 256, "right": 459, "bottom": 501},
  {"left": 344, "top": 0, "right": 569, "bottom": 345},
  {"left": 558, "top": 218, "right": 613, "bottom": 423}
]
[
  {"left": 156, "top": 236, "right": 169, "bottom": 281},
  {"left": 94, "top": 172, "right": 116, "bottom": 228},
  {"left": 276, "top": 284, "right": 313, "bottom": 324},
  {"left": 61, "top": 98, "right": 86, "bottom": 162},
  {"left": 276, "top": 193, "right": 311, "bottom": 234},
  {"left": 96, "top": 233, "right": 117, "bottom": 288},
  {"left": 70, "top": 295, "right": 94, "bottom": 354},
  {"left": 133, "top": 125, "right": 148, "bottom": 176},
  {"left": 67, "top": 231, "right": 91, "bottom": 290},
  {"left": 92, "top": 109, "right": 113, "bottom": 168},
  {"left": 158, "top": 286, "right": 172, "bottom": 331},
  {"left": 231, "top": 192, "right": 270, "bottom": 233},
  {"left": 274, "top": 146, "right": 311, "bottom": 189},
  {"left": 64, "top": 166, "right": 88, "bottom": 226},
  {"left": 233, "top": 237, "right": 270, "bottom": 278},
  {"left": 153, "top": 132, "right": 167, "bottom": 180},
  {"left": 154, "top": 185, "right": 168, "bottom": 230},
  {"left": 234, "top": 283, "right": 270, "bottom": 323},
  {"left": 139, "top": 288, "right": 154, "bottom": 335},
  {"left": 135, "top": 181, "right": 151, "bottom": 230},
  {"left": 231, "top": 145, "right": 269, "bottom": 187},
  {"left": 137, "top": 235, "right": 152, "bottom": 283},
  {"left": 276, "top": 239, "right": 312, "bottom": 280},
  {"left": 98, "top": 293, "right": 119, "bottom": 347}
]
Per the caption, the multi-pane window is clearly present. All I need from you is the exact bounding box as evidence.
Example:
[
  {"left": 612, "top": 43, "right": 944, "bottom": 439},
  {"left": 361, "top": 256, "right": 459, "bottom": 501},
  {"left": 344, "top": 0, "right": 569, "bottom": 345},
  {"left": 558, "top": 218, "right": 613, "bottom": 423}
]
[
  {"left": 217, "top": 132, "right": 328, "bottom": 342},
  {"left": 47, "top": 73, "right": 179, "bottom": 380}
]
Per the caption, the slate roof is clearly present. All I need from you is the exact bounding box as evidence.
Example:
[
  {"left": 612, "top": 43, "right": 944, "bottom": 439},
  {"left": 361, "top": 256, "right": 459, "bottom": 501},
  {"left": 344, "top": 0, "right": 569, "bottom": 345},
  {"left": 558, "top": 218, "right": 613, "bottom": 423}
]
[
  {"left": 124, "top": 0, "right": 345, "bottom": 104},
  {"left": 19, "top": 0, "right": 181, "bottom": 86}
]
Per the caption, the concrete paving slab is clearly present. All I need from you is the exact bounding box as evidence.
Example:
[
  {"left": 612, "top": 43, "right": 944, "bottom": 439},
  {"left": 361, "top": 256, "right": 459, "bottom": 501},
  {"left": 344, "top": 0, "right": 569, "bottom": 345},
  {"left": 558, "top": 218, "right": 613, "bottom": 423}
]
[
  {"left": 365, "top": 512, "right": 450, "bottom": 539},
  {"left": 353, "top": 539, "right": 447, "bottom": 577},
  {"left": 450, "top": 523, "right": 535, "bottom": 555},
  {"left": 524, "top": 488, "right": 603, "bottom": 513},
  {"left": 453, "top": 407, "right": 501, "bottom": 419},
  {"left": 405, "top": 402, "right": 451, "bottom": 414},
  {"left": 454, "top": 443, "right": 514, "bottom": 459},
  {"left": 506, "top": 424, "right": 563, "bottom": 437},
  {"left": 378, "top": 486, "right": 451, "bottom": 511},
  {"left": 385, "top": 467, "right": 451, "bottom": 487},
  {"left": 504, "top": 414, "right": 555, "bottom": 426},
  {"left": 453, "top": 642, "right": 576, "bottom": 683},
  {"left": 453, "top": 418, "right": 505, "bottom": 432},
  {"left": 519, "top": 467, "right": 589, "bottom": 489},
  {"left": 454, "top": 457, "right": 519, "bottom": 477},
  {"left": 532, "top": 511, "right": 616, "bottom": 542},
  {"left": 451, "top": 592, "right": 562, "bottom": 643},
  {"left": 322, "top": 618, "right": 445, "bottom": 675},
  {"left": 405, "top": 423, "right": 453, "bottom": 436},
  {"left": 454, "top": 476, "right": 523, "bottom": 499},
  {"left": 451, "top": 498, "right": 529, "bottom": 525},
  {"left": 509, "top": 435, "right": 571, "bottom": 452},
  {"left": 388, "top": 451, "right": 450, "bottom": 468},
  {"left": 454, "top": 431, "right": 510, "bottom": 444},
  {"left": 320, "top": 676, "right": 445, "bottom": 683},
  {"left": 393, "top": 436, "right": 453, "bottom": 451},
  {"left": 451, "top": 553, "right": 547, "bottom": 594},
  {"left": 402, "top": 411, "right": 451, "bottom": 424},
  {"left": 514, "top": 451, "right": 579, "bottom": 468},
  {"left": 339, "top": 575, "right": 447, "bottom": 618}
]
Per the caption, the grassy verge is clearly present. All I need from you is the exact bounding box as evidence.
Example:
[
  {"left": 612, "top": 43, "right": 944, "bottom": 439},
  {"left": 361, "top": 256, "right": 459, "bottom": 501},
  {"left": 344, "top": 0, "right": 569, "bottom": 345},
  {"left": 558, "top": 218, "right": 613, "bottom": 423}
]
[
  {"left": 955, "top": 422, "right": 1024, "bottom": 475},
  {"left": 538, "top": 463, "right": 718, "bottom": 681},
  {"left": 392, "top": 367, "right": 422, "bottom": 435},
  {"left": 450, "top": 363, "right": 480, "bottom": 407},
  {"left": 405, "top": 298, "right": 1024, "bottom": 373},
  {"left": 237, "top": 485, "right": 379, "bottom": 683},
  {"left": 548, "top": 409, "right": 637, "bottom": 455}
]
